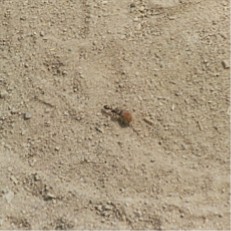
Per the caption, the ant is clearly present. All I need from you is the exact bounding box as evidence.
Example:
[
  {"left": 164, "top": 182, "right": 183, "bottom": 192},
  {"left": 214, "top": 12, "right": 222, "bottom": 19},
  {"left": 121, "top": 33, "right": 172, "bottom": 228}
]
[{"left": 102, "top": 105, "right": 133, "bottom": 127}]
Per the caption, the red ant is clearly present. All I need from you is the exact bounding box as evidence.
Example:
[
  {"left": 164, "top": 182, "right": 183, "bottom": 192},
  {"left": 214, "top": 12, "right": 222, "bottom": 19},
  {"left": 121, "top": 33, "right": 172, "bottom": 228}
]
[{"left": 102, "top": 105, "right": 133, "bottom": 127}]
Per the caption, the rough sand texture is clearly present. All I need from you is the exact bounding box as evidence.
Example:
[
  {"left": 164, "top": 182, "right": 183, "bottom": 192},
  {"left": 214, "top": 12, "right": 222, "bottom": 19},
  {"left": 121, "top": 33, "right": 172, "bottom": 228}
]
[{"left": 0, "top": 0, "right": 230, "bottom": 230}]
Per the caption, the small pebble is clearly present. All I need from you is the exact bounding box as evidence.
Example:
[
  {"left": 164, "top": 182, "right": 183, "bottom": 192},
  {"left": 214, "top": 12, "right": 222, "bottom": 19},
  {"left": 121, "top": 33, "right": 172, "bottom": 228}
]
[
  {"left": 3, "top": 190, "right": 14, "bottom": 203},
  {"left": 21, "top": 210, "right": 26, "bottom": 214},
  {"left": 40, "top": 31, "right": 45, "bottom": 37},
  {"left": 55, "top": 146, "right": 60, "bottom": 151},
  {"left": 33, "top": 173, "right": 40, "bottom": 181},
  {"left": 222, "top": 59, "right": 230, "bottom": 69},
  {"left": 95, "top": 127, "right": 103, "bottom": 133},
  {"left": 134, "top": 210, "right": 142, "bottom": 217},
  {"left": 44, "top": 192, "right": 56, "bottom": 200},
  {"left": 28, "top": 158, "right": 36, "bottom": 167},
  {"left": 136, "top": 23, "right": 142, "bottom": 31},
  {"left": 168, "top": 16, "right": 176, "bottom": 20},
  {"left": 11, "top": 108, "right": 17, "bottom": 114},
  {"left": 0, "top": 90, "right": 8, "bottom": 99},
  {"left": 24, "top": 112, "right": 32, "bottom": 120},
  {"left": 139, "top": 6, "right": 145, "bottom": 12},
  {"left": 96, "top": 204, "right": 103, "bottom": 212},
  {"left": 20, "top": 16, "right": 26, "bottom": 20},
  {"left": 10, "top": 175, "right": 18, "bottom": 185},
  {"left": 62, "top": 70, "right": 68, "bottom": 75},
  {"left": 64, "top": 111, "right": 69, "bottom": 116},
  {"left": 0, "top": 217, "right": 3, "bottom": 226},
  {"left": 143, "top": 117, "right": 154, "bottom": 126}
]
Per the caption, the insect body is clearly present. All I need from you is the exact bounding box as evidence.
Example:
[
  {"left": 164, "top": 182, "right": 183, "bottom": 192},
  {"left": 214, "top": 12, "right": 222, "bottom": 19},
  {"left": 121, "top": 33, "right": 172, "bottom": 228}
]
[{"left": 103, "top": 105, "right": 133, "bottom": 126}]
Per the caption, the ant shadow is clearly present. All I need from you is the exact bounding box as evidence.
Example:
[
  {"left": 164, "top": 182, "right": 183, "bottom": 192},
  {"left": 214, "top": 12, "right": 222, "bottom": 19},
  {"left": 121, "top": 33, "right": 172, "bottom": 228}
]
[{"left": 118, "top": 118, "right": 130, "bottom": 128}]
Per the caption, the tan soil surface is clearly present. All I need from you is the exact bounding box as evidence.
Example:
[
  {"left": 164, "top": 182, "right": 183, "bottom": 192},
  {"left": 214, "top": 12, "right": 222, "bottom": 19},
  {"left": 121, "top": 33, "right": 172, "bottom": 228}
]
[{"left": 0, "top": 0, "right": 230, "bottom": 230}]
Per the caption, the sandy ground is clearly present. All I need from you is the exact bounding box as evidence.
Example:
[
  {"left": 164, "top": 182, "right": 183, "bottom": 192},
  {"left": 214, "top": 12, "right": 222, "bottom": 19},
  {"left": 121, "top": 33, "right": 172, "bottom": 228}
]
[{"left": 0, "top": 0, "right": 230, "bottom": 230}]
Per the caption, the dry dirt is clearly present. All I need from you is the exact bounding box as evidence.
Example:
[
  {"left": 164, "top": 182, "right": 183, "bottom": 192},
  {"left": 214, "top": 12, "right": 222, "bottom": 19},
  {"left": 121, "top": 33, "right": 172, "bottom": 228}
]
[{"left": 0, "top": 0, "right": 230, "bottom": 230}]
